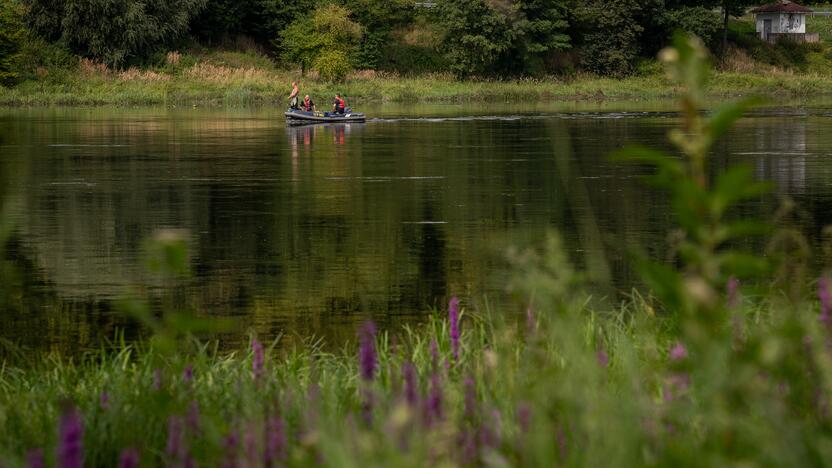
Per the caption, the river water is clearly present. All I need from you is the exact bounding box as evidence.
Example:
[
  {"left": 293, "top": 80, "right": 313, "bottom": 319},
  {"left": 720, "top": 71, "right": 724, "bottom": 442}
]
[{"left": 1, "top": 103, "right": 830, "bottom": 352}]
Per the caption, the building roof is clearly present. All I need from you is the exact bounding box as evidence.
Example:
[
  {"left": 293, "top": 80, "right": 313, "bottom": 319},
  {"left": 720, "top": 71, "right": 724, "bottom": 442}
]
[{"left": 752, "top": 1, "right": 813, "bottom": 14}]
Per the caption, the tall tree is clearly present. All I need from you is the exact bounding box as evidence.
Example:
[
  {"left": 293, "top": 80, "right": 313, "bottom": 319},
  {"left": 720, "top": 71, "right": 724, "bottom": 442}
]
[
  {"left": 573, "top": 0, "right": 649, "bottom": 77},
  {"left": 0, "top": 0, "right": 25, "bottom": 85},
  {"left": 507, "top": 0, "right": 571, "bottom": 75},
  {"left": 720, "top": 0, "right": 754, "bottom": 54},
  {"left": 23, "top": 0, "right": 207, "bottom": 68},
  {"left": 281, "top": 4, "right": 363, "bottom": 81},
  {"left": 435, "top": 0, "right": 512, "bottom": 77}
]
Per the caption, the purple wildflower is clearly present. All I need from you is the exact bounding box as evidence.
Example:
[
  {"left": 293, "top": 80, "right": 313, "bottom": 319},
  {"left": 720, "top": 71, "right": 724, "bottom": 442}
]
[
  {"left": 183, "top": 365, "right": 194, "bottom": 385},
  {"left": 664, "top": 373, "right": 691, "bottom": 402},
  {"left": 820, "top": 277, "right": 832, "bottom": 326},
  {"left": 99, "top": 391, "right": 110, "bottom": 410},
  {"left": 186, "top": 401, "right": 201, "bottom": 435},
  {"left": 361, "top": 387, "right": 376, "bottom": 426},
  {"left": 480, "top": 409, "right": 501, "bottom": 449},
  {"left": 430, "top": 339, "right": 440, "bottom": 370},
  {"left": 166, "top": 416, "right": 185, "bottom": 462},
  {"left": 57, "top": 406, "right": 83, "bottom": 468},
  {"left": 517, "top": 403, "right": 532, "bottom": 433},
  {"left": 670, "top": 342, "right": 688, "bottom": 361},
  {"left": 359, "top": 322, "right": 378, "bottom": 382},
  {"left": 460, "top": 429, "right": 478, "bottom": 465},
  {"left": 597, "top": 349, "right": 609, "bottom": 368},
  {"left": 424, "top": 372, "right": 444, "bottom": 425},
  {"left": 244, "top": 423, "right": 259, "bottom": 466},
  {"left": 402, "top": 362, "right": 419, "bottom": 407},
  {"left": 118, "top": 448, "right": 140, "bottom": 468},
  {"left": 26, "top": 449, "right": 45, "bottom": 468},
  {"left": 223, "top": 430, "right": 239, "bottom": 468},
  {"left": 264, "top": 413, "right": 287, "bottom": 466},
  {"left": 252, "top": 338, "right": 265, "bottom": 381},
  {"left": 727, "top": 276, "right": 740, "bottom": 308},
  {"left": 449, "top": 297, "right": 461, "bottom": 361}
]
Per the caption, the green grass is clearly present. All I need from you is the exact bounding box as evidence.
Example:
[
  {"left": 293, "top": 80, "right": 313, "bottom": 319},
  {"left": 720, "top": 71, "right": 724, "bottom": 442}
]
[
  {"left": 5, "top": 47, "right": 832, "bottom": 107},
  {"left": 1, "top": 293, "right": 831, "bottom": 467}
]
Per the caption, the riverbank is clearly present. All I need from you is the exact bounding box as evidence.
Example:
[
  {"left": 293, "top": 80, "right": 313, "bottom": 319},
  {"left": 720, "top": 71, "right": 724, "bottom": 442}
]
[
  {"left": 0, "top": 295, "right": 828, "bottom": 467},
  {"left": 3, "top": 56, "right": 832, "bottom": 107}
]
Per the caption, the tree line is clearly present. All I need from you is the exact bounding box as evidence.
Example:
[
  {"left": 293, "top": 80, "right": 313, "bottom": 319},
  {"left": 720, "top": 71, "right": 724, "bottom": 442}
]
[{"left": 0, "top": 0, "right": 829, "bottom": 84}]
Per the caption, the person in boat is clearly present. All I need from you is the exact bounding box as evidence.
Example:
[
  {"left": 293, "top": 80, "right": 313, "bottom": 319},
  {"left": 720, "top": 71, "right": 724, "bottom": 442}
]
[
  {"left": 288, "top": 82, "right": 299, "bottom": 110},
  {"left": 333, "top": 93, "right": 346, "bottom": 114},
  {"left": 300, "top": 95, "right": 316, "bottom": 112}
]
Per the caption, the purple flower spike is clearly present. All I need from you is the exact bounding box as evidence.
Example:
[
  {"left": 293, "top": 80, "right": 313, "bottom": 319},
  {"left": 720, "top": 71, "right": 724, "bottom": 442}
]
[
  {"left": 670, "top": 342, "right": 688, "bottom": 361},
  {"left": 430, "top": 339, "right": 440, "bottom": 370},
  {"left": 166, "top": 416, "right": 185, "bottom": 462},
  {"left": 517, "top": 403, "right": 531, "bottom": 433},
  {"left": 183, "top": 365, "right": 194, "bottom": 385},
  {"left": 223, "top": 430, "right": 239, "bottom": 468},
  {"left": 244, "top": 423, "right": 259, "bottom": 466},
  {"left": 424, "top": 372, "right": 444, "bottom": 425},
  {"left": 264, "top": 413, "right": 287, "bottom": 465},
  {"left": 26, "top": 449, "right": 45, "bottom": 468},
  {"left": 597, "top": 349, "right": 609, "bottom": 368},
  {"left": 449, "top": 297, "right": 461, "bottom": 361},
  {"left": 252, "top": 338, "right": 265, "bottom": 380},
  {"left": 359, "top": 322, "right": 378, "bottom": 382},
  {"left": 118, "top": 448, "right": 139, "bottom": 468},
  {"left": 57, "top": 407, "right": 84, "bottom": 468},
  {"left": 820, "top": 277, "right": 832, "bottom": 326},
  {"left": 402, "top": 362, "right": 419, "bottom": 407},
  {"left": 99, "top": 391, "right": 110, "bottom": 410},
  {"left": 481, "top": 409, "right": 501, "bottom": 449},
  {"left": 187, "top": 401, "right": 201, "bottom": 435},
  {"left": 463, "top": 377, "right": 477, "bottom": 420},
  {"left": 58, "top": 407, "right": 83, "bottom": 468},
  {"left": 727, "top": 276, "right": 740, "bottom": 308}
]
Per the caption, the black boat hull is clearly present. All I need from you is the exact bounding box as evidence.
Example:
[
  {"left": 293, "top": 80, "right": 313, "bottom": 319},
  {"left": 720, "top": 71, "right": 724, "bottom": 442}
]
[{"left": 285, "top": 109, "right": 366, "bottom": 125}]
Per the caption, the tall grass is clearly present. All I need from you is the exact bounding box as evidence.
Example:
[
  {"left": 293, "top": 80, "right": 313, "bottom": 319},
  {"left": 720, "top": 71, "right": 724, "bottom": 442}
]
[
  {"left": 5, "top": 47, "right": 832, "bottom": 107},
  {"left": 1, "top": 294, "right": 831, "bottom": 466}
]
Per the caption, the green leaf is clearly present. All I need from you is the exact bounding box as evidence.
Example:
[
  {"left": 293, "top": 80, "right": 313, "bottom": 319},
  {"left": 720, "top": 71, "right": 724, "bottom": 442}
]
[
  {"left": 712, "top": 165, "right": 773, "bottom": 216},
  {"left": 717, "top": 251, "right": 770, "bottom": 278},
  {"left": 705, "top": 96, "right": 763, "bottom": 145}
]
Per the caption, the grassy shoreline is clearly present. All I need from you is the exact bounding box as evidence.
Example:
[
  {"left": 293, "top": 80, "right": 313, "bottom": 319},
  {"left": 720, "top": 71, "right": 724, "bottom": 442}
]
[
  {"left": 1, "top": 297, "right": 830, "bottom": 467},
  {"left": 4, "top": 65, "right": 832, "bottom": 107}
]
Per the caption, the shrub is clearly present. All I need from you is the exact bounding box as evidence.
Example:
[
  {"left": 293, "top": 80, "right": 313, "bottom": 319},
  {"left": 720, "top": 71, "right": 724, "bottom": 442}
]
[
  {"left": 0, "top": 0, "right": 26, "bottom": 86},
  {"left": 281, "top": 4, "right": 362, "bottom": 82},
  {"left": 314, "top": 49, "right": 352, "bottom": 82},
  {"left": 574, "top": 0, "right": 645, "bottom": 77},
  {"left": 22, "top": 0, "right": 207, "bottom": 68}
]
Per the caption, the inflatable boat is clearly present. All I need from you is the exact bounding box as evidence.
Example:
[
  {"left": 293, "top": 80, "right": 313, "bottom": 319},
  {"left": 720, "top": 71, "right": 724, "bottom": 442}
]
[{"left": 285, "top": 108, "right": 366, "bottom": 125}]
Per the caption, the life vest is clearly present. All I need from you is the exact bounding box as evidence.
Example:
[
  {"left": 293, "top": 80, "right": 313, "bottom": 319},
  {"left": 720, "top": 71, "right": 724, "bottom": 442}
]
[
  {"left": 302, "top": 99, "right": 314, "bottom": 111},
  {"left": 335, "top": 97, "right": 345, "bottom": 111}
]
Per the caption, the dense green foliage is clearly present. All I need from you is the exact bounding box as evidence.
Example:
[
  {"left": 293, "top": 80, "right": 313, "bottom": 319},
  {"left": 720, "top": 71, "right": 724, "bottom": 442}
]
[
  {"left": 22, "top": 0, "right": 207, "bottom": 67},
  {"left": 436, "top": 0, "right": 571, "bottom": 77},
  {"left": 281, "top": 4, "right": 363, "bottom": 80},
  {"left": 15, "top": 0, "right": 832, "bottom": 80},
  {"left": 0, "top": 0, "right": 25, "bottom": 85}
]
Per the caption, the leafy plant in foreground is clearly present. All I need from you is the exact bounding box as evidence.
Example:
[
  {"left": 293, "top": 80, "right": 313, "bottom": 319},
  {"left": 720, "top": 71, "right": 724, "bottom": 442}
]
[{"left": 616, "top": 34, "right": 771, "bottom": 323}]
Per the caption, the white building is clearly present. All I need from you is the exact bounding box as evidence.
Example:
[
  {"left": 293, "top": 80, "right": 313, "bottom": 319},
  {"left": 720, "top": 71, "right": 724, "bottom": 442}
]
[{"left": 752, "top": 1, "right": 819, "bottom": 43}]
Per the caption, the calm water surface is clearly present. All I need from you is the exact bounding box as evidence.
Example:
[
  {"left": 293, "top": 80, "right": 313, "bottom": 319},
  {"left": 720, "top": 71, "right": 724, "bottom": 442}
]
[{"left": 2, "top": 102, "right": 831, "bottom": 352}]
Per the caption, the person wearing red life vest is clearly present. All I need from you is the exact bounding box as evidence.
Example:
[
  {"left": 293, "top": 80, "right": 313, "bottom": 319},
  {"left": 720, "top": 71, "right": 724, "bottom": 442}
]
[
  {"left": 301, "top": 95, "right": 315, "bottom": 112},
  {"left": 333, "top": 94, "right": 346, "bottom": 114}
]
